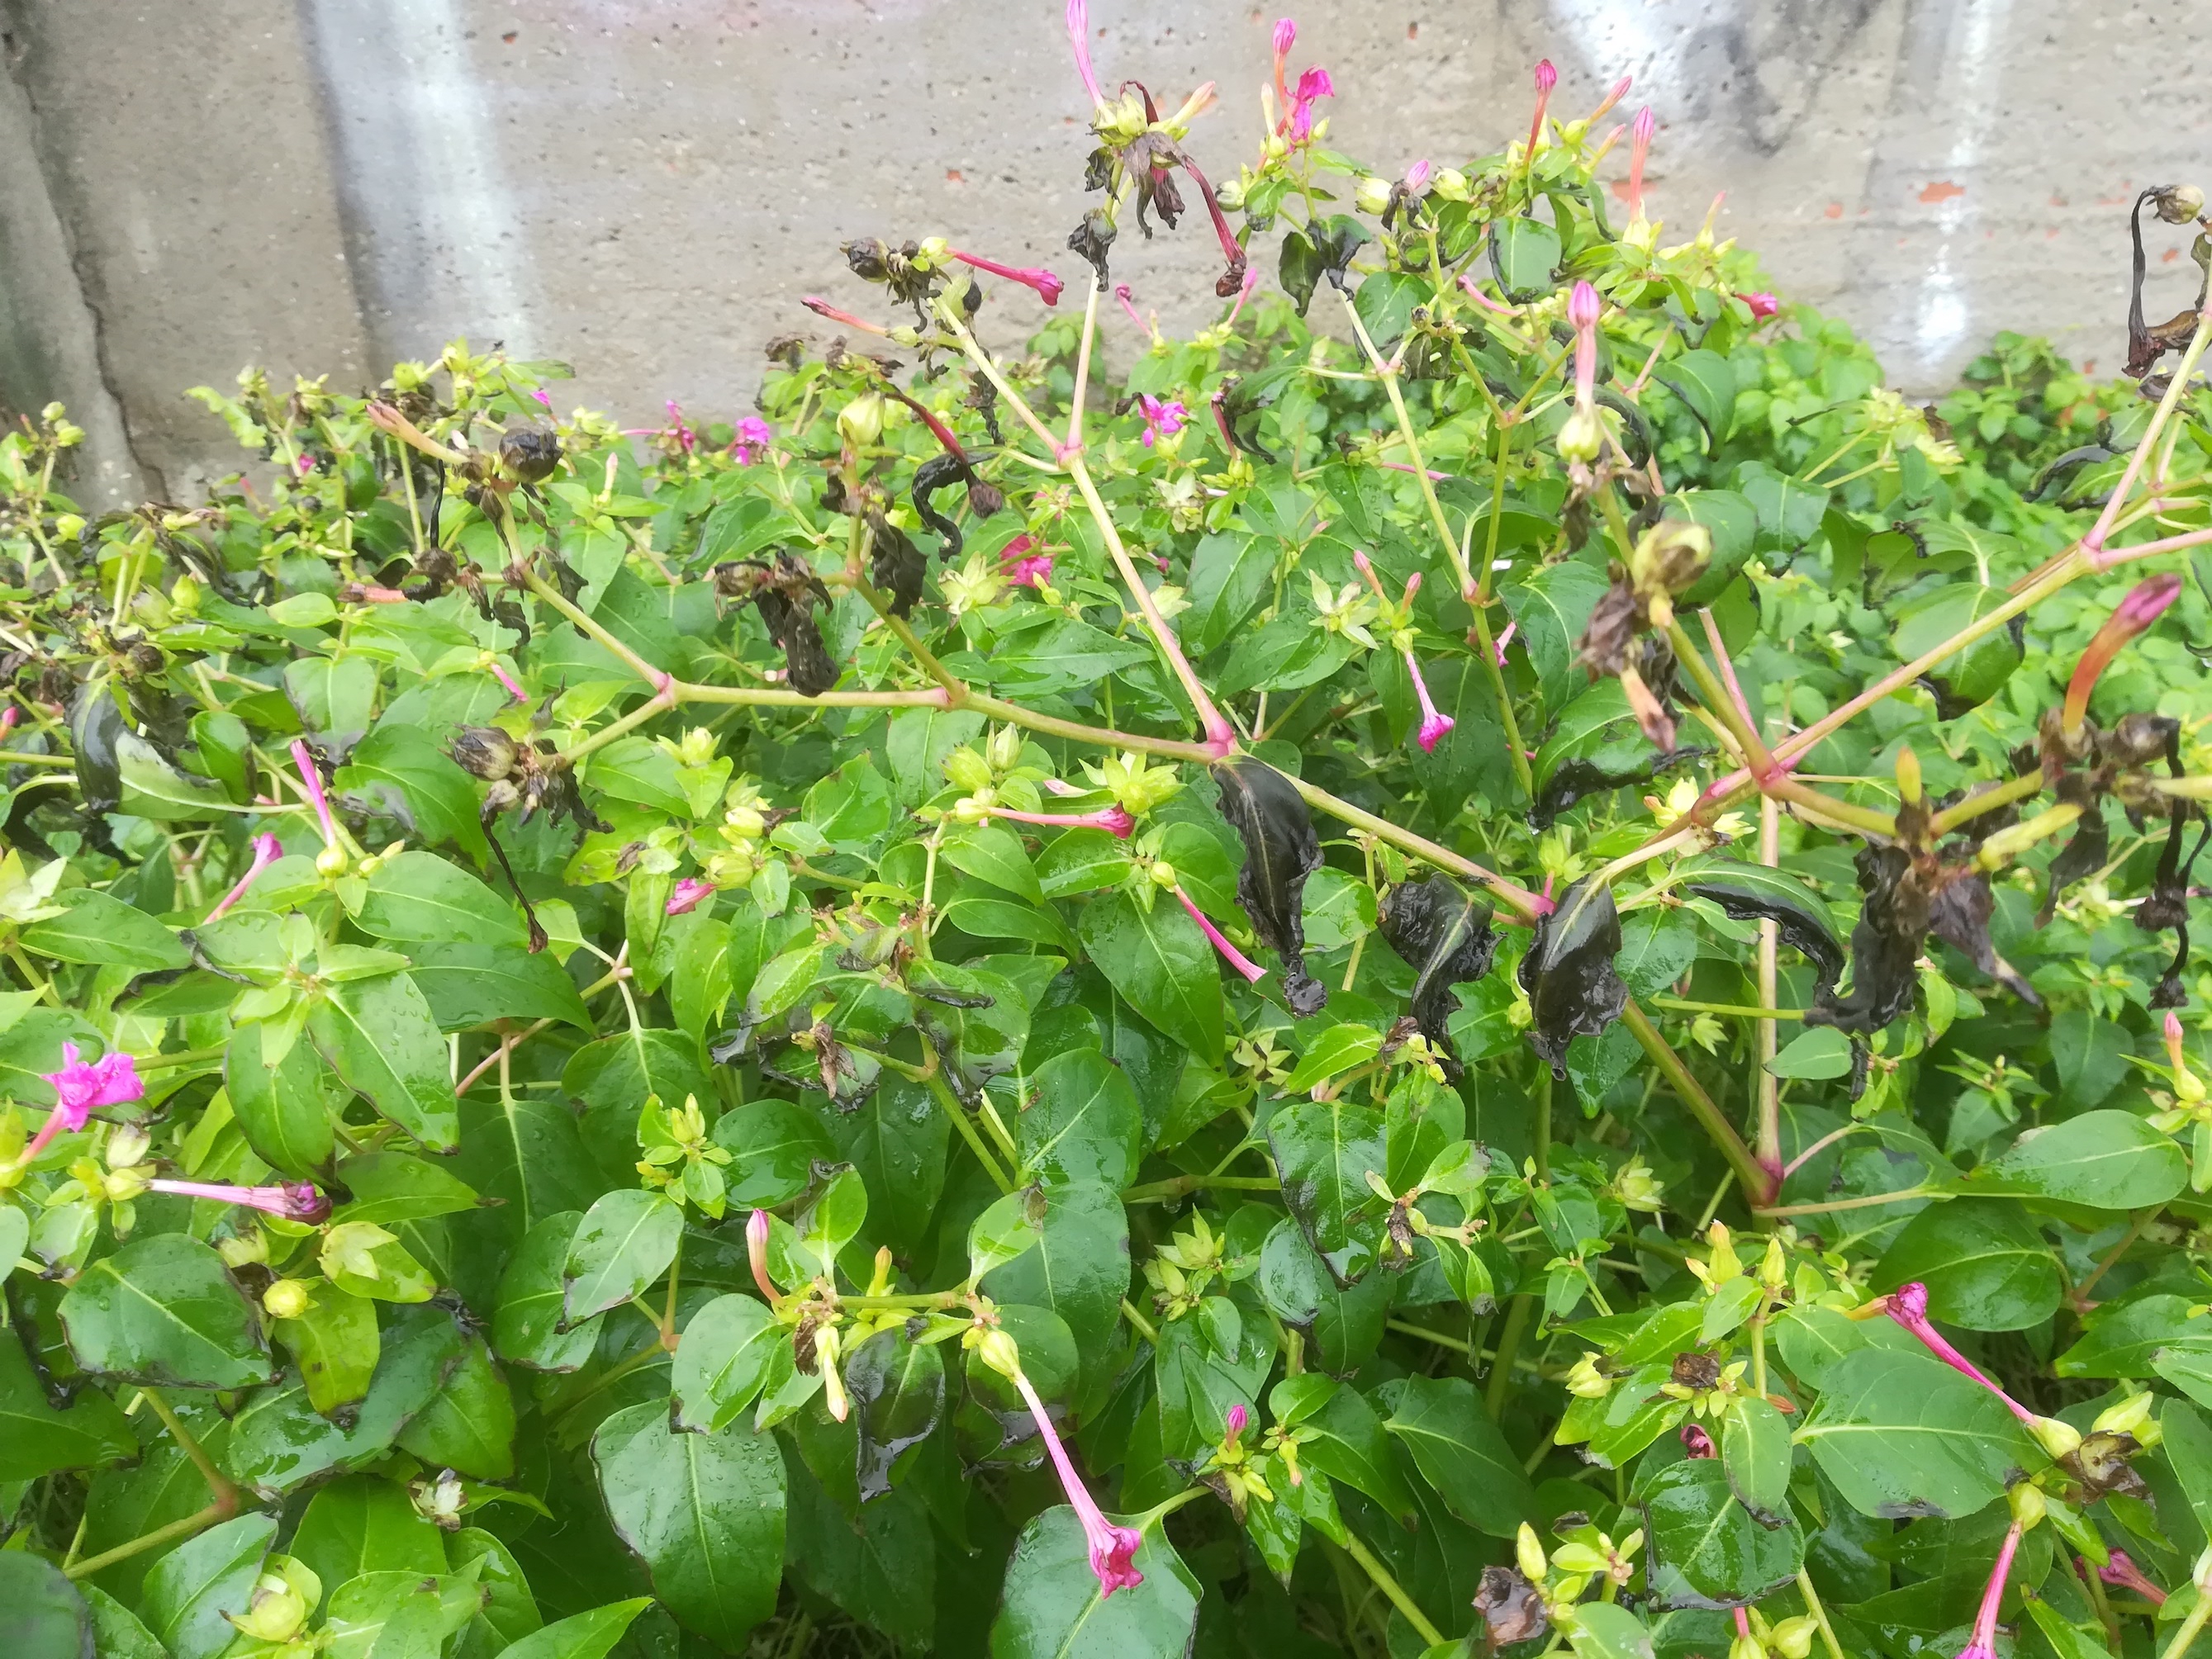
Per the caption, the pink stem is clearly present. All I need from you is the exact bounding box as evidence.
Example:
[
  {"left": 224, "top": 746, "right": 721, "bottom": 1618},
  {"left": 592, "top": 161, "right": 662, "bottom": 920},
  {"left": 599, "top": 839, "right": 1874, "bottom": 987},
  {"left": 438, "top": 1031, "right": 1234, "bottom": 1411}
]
[{"left": 1175, "top": 885, "right": 1265, "bottom": 984}]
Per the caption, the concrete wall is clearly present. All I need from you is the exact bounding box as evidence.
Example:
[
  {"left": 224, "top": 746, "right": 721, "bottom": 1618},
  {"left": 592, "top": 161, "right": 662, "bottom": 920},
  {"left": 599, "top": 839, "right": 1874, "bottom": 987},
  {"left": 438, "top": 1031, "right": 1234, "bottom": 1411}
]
[{"left": 2, "top": 0, "right": 2206, "bottom": 506}]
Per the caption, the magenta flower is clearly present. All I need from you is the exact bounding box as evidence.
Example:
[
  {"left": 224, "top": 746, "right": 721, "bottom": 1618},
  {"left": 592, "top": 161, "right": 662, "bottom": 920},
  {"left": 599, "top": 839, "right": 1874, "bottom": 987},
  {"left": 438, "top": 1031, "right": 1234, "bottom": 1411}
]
[
  {"left": 731, "top": 416, "right": 773, "bottom": 465},
  {"left": 532, "top": 387, "right": 553, "bottom": 410},
  {"left": 666, "top": 401, "right": 696, "bottom": 455},
  {"left": 1271, "top": 17, "right": 1295, "bottom": 67},
  {"left": 1627, "top": 107, "right": 1655, "bottom": 220},
  {"left": 1409, "top": 652, "right": 1455, "bottom": 753},
  {"left": 1569, "top": 281, "right": 1602, "bottom": 402},
  {"left": 1403, "top": 159, "right": 1432, "bottom": 197},
  {"left": 1494, "top": 620, "right": 1517, "bottom": 667},
  {"left": 999, "top": 536, "right": 1056, "bottom": 588},
  {"left": 2063, "top": 572, "right": 2182, "bottom": 740},
  {"left": 21, "top": 1043, "right": 145, "bottom": 1164},
  {"left": 1680, "top": 1423, "right": 1716, "bottom": 1458},
  {"left": 1882, "top": 1282, "right": 2039, "bottom": 1429},
  {"left": 1527, "top": 59, "right": 1558, "bottom": 159},
  {"left": 952, "top": 250, "right": 1065, "bottom": 306},
  {"left": 207, "top": 832, "right": 284, "bottom": 922},
  {"left": 1957, "top": 1524, "right": 2022, "bottom": 1659},
  {"left": 1113, "top": 283, "right": 1149, "bottom": 336},
  {"left": 291, "top": 739, "right": 339, "bottom": 849},
  {"left": 748, "top": 1208, "right": 779, "bottom": 1301},
  {"left": 1741, "top": 292, "right": 1779, "bottom": 320},
  {"left": 665, "top": 878, "right": 715, "bottom": 917},
  {"left": 985, "top": 803, "right": 1136, "bottom": 839},
  {"left": 1009, "top": 1366, "right": 1144, "bottom": 1596},
  {"left": 801, "top": 296, "right": 895, "bottom": 339},
  {"left": 1137, "top": 395, "right": 1188, "bottom": 448},
  {"left": 1066, "top": 0, "right": 1104, "bottom": 107},
  {"left": 2096, "top": 1551, "right": 2165, "bottom": 1605},
  {"left": 489, "top": 660, "right": 529, "bottom": 703},
  {"left": 1225, "top": 1402, "right": 1249, "bottom": 1443},
  {"left": 1175, "top": 885, "right": 1266, "bottom": 984},
  {"left": 147, "top": 1179, "right": 330, "bottom": 1223},
  {"left": 1285, "top": 65, "right": 1333, "bottom": 141}
]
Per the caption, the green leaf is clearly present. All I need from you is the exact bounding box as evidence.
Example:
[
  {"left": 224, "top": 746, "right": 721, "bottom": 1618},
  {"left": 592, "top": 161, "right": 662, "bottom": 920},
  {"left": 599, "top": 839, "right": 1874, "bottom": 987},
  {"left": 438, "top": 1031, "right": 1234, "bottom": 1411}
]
[
  {"left": 1267, "top": 1097, "right": 1387, "bottom": 1284},
  {"left": 672, "top": 1293, "right": 780, "bottom": 1433},
  {"left": 817, "top": 1074, "right": 948, "bottom": 1258},
  {"left": 1184, "top": 530, "right": 1273, "bottom": 653},
  {"left": 711, "top": 1099, "right": 837, "bottom": 1211},
  {"left": 1872, "top": 1198, "right": 2062, "bottom": 1331},
  {"left": 1735, "top": 462, "right": 1830, "bottom": 552},
  {"left": 491, "top": 1601, "right": 652, "bottom": 1659},
  {"left": 310, "top": 972, "right": 461, "bottom": 1152},
  {"left": 325, "top": 1571, "right": 487, "bottom": 1659},
  {"left": 1797, "top": 1348, "right": 2040, "bottom": 1519},
  {"left": 1490, "top": 216, "right": 1561, "bottom": 299},
  {"left": 1768, "top": 1026, "right": 1855, "bottom": 1080},
  {"left": 496, "top": 1212, "right": 603, "bottom": 1372},
  {"left": 1613, "top": 909, "right": 1697, "bottom": 998},
  {"left": 290, "top": 1475, "right": 449, "bottom": 1611},
  {"left": 2056, "top": 1293, "right": 2212, "bottom": 1378},
  {"left": 1636, "top": 1457, "right": 1802, "bottom": 1609},
  {"left": 1278, "top": 1377, "right": 1421, "bottom": 1526},
  {"left": 563, "top": 1189, "right": 684, "bottom": 1323},
  {"left": 354, "top": 851, "right": 525, "bottom": 946},
  {"left": 981, "top": 1181, "right": 1130, "bottom": 1386},
  {"left": 591, "top": 1401, "right": 786, "bottom": 1649},
  {"left": 1279, "top": 1024, "right": 1384, "bottom": 1094},
  {"left": 276, "top": 1283, "right": 379, "bottom": 1415},
  {"left": 1255, "top": 1217, "right": 1385, "bottom": 1376},
  {"left": 79, "top": 1584, "right": 166, "bottom": 1659},
  {"left": 2160, "top": 1397, "right": 2212, "bottom": 1545},
  {"left": 1568, "top": 1602, "right": 1657, "bottom": 1659},
  {"left": 944, "top": 822, "right": 1043, "bottom": 903},
  {"left": 987, "top": 1509, "right": 1199, "bottom": 1659},
  {"left": 335, "top": 726, "right": 489, "bottom": 862},
  {"left": 395, "top": 1333, "right": 515, "bottom": 1478},
  {"left": 1652, "top": 349, "right": 1737, "bottom": 450},
  {"left": 1078, "top": 889, "right": 1222, "bottom": 1061},
  {"left": 1722, "top": 1396, "right": 1794, "bottom": 1526},
  {"left": 0, "top": 1334, "right": 135, "bottom": 1478},
  {"left": 1892, "top": 583, "right": 2023, "bottom": 713},
  {"left": 0, "top": 1545, "right": 93, "bottom": 1659},
  {"left": 140, "top": 1513, "right": 276, "bottom": 1659},
  {"left": 1383, "top": 1373, "right": 1536, "bottom": 1538},
  {"left": 1018, "top": 1047, "right": 1142, "bottom": 1191},
  {"left": 225, "top": 1020, "right": 339, "bottom": 1177},
  {"left": 225, "top": 1309, "right": 462, "bottom": 1498},
  {"left": 334, "top": 1151, "right": 480, "bottom": 1225},
  {"left": 1502, "top": 560, "right": 1611, "bottom": 709},
  {"left": 20, "top": 889, "right": 187, "bottom": 971},
  {"left": 59, "top": 1234, "right": 270, "bottom": 1389},
  {"left": 408, "top": 941, "right": 591, "bottom": 1031},
  {"left": 1959, "top": 1111, "right": 2188, "bottom": 1211}
]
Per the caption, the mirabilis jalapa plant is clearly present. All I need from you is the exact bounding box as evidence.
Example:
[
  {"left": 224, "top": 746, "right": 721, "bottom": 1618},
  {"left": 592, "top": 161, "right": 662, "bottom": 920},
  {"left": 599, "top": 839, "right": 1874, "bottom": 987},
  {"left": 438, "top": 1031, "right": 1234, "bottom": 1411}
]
[{"left": 11, "top": 8, "right": 2212, "bottom": 1659}]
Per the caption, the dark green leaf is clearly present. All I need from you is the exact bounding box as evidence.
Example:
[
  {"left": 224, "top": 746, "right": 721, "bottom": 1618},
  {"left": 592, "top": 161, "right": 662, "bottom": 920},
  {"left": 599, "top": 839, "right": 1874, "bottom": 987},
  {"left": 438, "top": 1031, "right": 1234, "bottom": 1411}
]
[{"left": 59, "top": 1235, "right": 270, "bottom": 1390}]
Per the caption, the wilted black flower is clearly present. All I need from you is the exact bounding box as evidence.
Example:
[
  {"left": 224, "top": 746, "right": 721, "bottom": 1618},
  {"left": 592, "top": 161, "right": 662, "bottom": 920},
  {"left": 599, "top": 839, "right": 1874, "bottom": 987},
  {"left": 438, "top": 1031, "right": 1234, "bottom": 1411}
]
[
  {"left": 1210, "top": 757, "right": 1327, "bottom": 1016},
  {"left": 867, "top": 513, "right": 925, "bottom": 619},
  {"left": 1806, "top": 846, "right": 1932, "bottom": 1037},
  {"left": 499, "top": 426, "right": 561, "bottom": 484},
  {"left": 1377, "top": 876, "right": 1497, "bottom": 1059},
  {"left": 1518, "top": 878, "right": 1630, "bottom": 1077},
  {"left": 450, "top": 725, "right": 520, "bottom": 782}
]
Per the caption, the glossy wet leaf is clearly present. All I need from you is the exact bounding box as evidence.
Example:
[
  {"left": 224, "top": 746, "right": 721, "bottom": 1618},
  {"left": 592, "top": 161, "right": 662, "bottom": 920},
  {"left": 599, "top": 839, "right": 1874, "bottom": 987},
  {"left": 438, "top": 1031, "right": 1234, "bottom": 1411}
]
[
  {"left": 0, "top": 1336, "right": 135, "bottom": 1478},
  {"left": 0, "top": 1547, "right": 92, "bottom": 1659},
  {"left": 1638, "top": 1457, "right": 1803, "bottom": 1609},
  {"left": 1078, "top": 889, "right": 1222, "bottom": 1061},
  {"left": 1958, "top": 1110, "right": 2188, "bottom": 1211},
  {"left": 592, "top": 1401, "right": 786, "bottom": 1648},
  {"left": 1723, "top": 1396, "right": 1794, "bottom": 1525},
  {"left": 1677, "top": 854, "right": 1844, "bottom": 997},
  {"left": 140, "top": 1513, "right": 277, "bottom": 1659},
  {"left": 59, "top": 1234, "right": 269, "bottom": 1389},
  {"left": 491, "top": 1601, "right": 652, "bottom": 1659},
  {"left": 1383, "top": 1373, "right": 1536, "bottom": 1537},
  {"left": 309, "top": 971, "right": 461, "bottom": 1152},
  {"left": 1872, "top": 1198, "right": 2063, "bottom": 1331},
  {"left": 988, "top": 1509, "right": 1199, "bottom": 1659},
  {"left": 1377, "top": 875, "right": 1498, "bottom": 1050},
  {"left": 672, "top": 1293, "right": 780, "bottom": 1432},
  {"left": 563, "top": 1189, "right": 683, "bottom": 1323},
  {"left": 1797, "top": 1348, "right": 2041, "bottom": 1519},
  {"left": 1267, "top": 1097, "right": 1387, "bottom": 1285},
  {"left": 848, "top": 1325, "right": 944, "bottom": 1501},
  {"left": 1018, "top": 1045, "right": 1142, "bottom": 1191}
]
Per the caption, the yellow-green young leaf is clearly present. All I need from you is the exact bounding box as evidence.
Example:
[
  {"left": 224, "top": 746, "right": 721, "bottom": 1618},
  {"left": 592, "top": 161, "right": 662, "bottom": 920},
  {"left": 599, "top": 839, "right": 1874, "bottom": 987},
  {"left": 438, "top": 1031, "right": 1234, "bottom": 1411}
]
[{"left": 274, "top": 1284, "right": 379, "bottom": 1417}]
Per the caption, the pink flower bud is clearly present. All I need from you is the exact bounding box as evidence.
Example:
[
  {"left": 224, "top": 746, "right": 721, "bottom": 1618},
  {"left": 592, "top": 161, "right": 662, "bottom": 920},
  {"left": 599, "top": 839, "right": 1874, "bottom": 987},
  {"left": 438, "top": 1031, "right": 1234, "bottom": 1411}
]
[
  {"left": 1568, "top": 280, "right": 1602, "bottom": 331},
  {"left": 1628, "top": 107, "right": 1655, "bottom": 220},
  {"left": 1741, "top": 292, "right": 1779, "bottom": 320},
  {"left": 1271, "top": 17, "right": 1295, "bottom": 61},
  {"left": 1534, "top": 59, "right": 1557, "bottom": 93},
  {"left": 951, "top": 250, "right": 1066, "bottom": 306},
  {"left": 1226, "top": 1402, "right": 1249, "bottom": 1443},
  {"left": 292, "top": 738, "right": 339, "bottom": 849},
  {"left": 1403, "top": 159, "right": 1432, "bottom": 197},
  {"left": 1680, "top": 1423, "right": 1716, "bottom": 1458},
  {"left": 747, "top": 1209, "right": 778, "bottom": 1301},
  {"left": 2063, "top": 572, "right": 2184, "bottom": 740}
]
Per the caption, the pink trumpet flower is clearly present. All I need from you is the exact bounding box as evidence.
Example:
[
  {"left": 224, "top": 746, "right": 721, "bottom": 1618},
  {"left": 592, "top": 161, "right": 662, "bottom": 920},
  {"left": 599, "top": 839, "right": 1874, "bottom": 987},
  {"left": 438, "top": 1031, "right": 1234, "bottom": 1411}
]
[
  {"left": 1009, "top": 1366, "right": 1145, "bottom": 1596},
  {"left": 747, "top": 1209, "right": 779, "bottom": 1301},
  {"left": 952, "top": 249, "right": 1066, "bottom": 306},
  {"left": 1627, "top": 107, "right": 1655, "bottom": 220},
  {"left": 665, "top": 878, "right": 715, "bottom": 917},
  {"left": 999, "top": 536, "right": 1056, "bottom": 588},
  {"left": 1681, "top": 1423, "right": 1716, "bottom": 1458},
  {"left": 2063, "top": 573, "right": 2183, "bottom": 741},
  {"left": 1494, "top": 621, "right": 1517, "bottom": 667},
  {"left": 1284, "top": 66, "right": 1333, "bottom": 142},
  {"left": 1113, "top": 283, "right": 1149, "bottom": 335},
  {"left": 21, "top": 1043, "right": 144, "bottom": 1164},
  {"left": 490, "top": 660, "right": 529, "bottom": 703},
  {"left": 1568, "top": 280, "right": 1602, "bottom": 403},
  {"left": 2096, "top": 1551, "right": 2166, "bottom": 1605},
  {"left": 1409, "top": 652, "right": 1455, "bottom": 753},
  {"left": 1526, "top": 59, "right": 1558, "bottom": 159},
  {"left": 146, "top": 1179, "right": 330, "bottom": 1223},
  {"left": 731, "top": 416, "right": 773, "bottom": 465},
  {"left": 1741, "top": 292, "right": 1779, "bottom": 320},
  {"left": 207, "top": 832, "right": 283, "bottom": 922},
  {"left": 1879, "top": 1282, "right": 2039, "bottom": 1428},
  {"left": 1956, "top": 1524, "right": 2022, "bottom": 1659},
  {"left": 1137, "top": 395, "right": 1188, "bottom": 448},
  {"left": 1226, "top": 263, "right": 1261, "bottom": 325},
  {"left": 1588, "top": 73, "right": 1631, "bottom": 125},
  {"left": 291, "top": 739, "right": 339, "bottom": 849},
  {"left": 984, "top": 803, "right": 1135, "bottom": 838},
  {"left": 1175, "top": 885, "right": 1266, "bottom": 984},
  {"left": 801, "top": 296, "right": 895, "bottom": 339},
  {"left": 1066, "top": 0, "right": 1104, "bottom": 107}
]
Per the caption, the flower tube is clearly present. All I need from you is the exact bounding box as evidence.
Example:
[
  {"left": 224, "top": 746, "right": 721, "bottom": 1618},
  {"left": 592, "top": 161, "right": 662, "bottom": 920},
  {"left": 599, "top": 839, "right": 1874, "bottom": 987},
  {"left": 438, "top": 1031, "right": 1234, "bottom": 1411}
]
[
  {"left": 145, "top": 1179, "right": 330, "bottom": 1223},
  {"left": 206, "top": 832, "right": 282, "bottom": 922},
  {"left": 1161, "top": 870, "right": 1265, "bottom": 984},
  {"left": 1955, "top": 1524, "right": 2022, "bottom": 1659},
  {"left": 1526, "top": 60, "right": 1557, "bottom": 162},
  {"left": 2097, "top": 1550, "right": 2166, "bottom": 1605},
  {"left": 1627, "top": 107, "right": 1654, "bottom": 223},
  {"left": 18, "top": 1044, "right": 145, "bottom": 1165},
  {"left": 2062, "top": 573, "right": 2182, "bottom": 742},
  {"left": 978, "top": 1330, "right": 1143, "bottom": 1596},
  {"left": 801, "top": 296, "right": 896, "bottom": 339},
  {"left": 665, "top": 878, "right": 715, "bottom": 916},
  {"left": 950, "top": 250, "right": 1066, "bottom": 306},
  {"left": 1877, "top": 1282, "right": 2081, "bottom": 1456},
  {"left": 292, "top": 739, "right": 339, "bottom": 850},
  {"left": 1066, "top": 0, "right": 1104, "bottom": 107},
  {"left": 984, "top": 803, "right": 1135, "bottom": 838}
]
